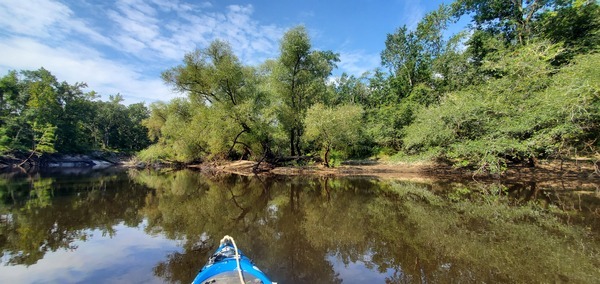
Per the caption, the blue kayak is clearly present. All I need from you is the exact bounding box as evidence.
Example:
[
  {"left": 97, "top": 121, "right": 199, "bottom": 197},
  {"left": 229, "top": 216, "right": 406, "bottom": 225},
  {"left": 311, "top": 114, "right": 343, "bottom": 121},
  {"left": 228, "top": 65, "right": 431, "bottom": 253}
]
[{"left": 192, "top": 236, "right": 275, "bottom": 284}]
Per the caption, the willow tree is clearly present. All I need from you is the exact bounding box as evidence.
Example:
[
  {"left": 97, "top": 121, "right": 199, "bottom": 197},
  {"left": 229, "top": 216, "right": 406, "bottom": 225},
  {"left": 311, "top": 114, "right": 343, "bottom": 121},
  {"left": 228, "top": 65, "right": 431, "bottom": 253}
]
[
  {"left": 160, "top": 40, "right": 272, "bottom": 160},
  {"left": 271, "top": 26, "right": 339, "bottom": 156},
  {"left": 305, "top": 104, "right": 363, "bottom": 167}
]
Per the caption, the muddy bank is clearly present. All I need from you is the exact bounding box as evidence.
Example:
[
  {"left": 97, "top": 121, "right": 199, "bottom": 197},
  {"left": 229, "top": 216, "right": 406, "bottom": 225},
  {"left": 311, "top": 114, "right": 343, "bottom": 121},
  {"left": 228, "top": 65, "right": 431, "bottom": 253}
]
[
  {"left": 189, "top": 159, "right": 600, "bottom": 186},
  {"left": 0, "top": 152, "right": 131, "bottom": 171}
]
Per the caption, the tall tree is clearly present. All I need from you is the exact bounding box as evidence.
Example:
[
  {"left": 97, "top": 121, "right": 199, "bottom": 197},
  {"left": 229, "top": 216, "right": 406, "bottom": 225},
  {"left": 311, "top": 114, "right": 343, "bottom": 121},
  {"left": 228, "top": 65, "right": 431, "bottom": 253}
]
[
  {"left": 124, "top": 103, "right": 151, "bottom": 151},
  {"left": 53, "top": 80, "right": 92, "bottom": 152},
  {"left": 162, "top": 40, "right": 247, "bottom": 107},
  {"left": 160, "top": 40, "right": 273, "bottom": 160},
  {"left": 417, "top": 4, "right": 453, "bottom": 59},
  {"left": 381, "top": 26, "right": 427, "bottom": 98},
  {"left": 18, "top": 68, "right": 63, "bottom": 154},
  {"left": 381, "top": 4, "right": 453, "bottom": 99},
  {"left": 375, "top": 4, "right": 460, "bottom": 153},
  {"left": 22, "top": 69, "right": 61, "bottom": 129},
  {"left": 272, "top": 26, "right": 339, "bottom": 156},
  {"left": 0, "top": 71, "right": 23, "bottom": 152},
  {"left": 305, "top": 103, "right": 363, "bottom": 167},
  {"left": 452, "top": 0, "right": 562, "bottom": 45},
  {"left": 536, "top": 0, "right": 600, "bottom": 54}
]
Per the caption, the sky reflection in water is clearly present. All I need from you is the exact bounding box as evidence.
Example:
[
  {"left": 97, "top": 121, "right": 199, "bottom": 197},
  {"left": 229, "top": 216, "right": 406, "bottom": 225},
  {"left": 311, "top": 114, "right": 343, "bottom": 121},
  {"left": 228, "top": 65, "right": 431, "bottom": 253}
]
[
  {"left": 0, "top": 221, "right": 181, "bottom": 284},
  {"left": 0, "top": 169, "right": 598, "bottom": 283}
]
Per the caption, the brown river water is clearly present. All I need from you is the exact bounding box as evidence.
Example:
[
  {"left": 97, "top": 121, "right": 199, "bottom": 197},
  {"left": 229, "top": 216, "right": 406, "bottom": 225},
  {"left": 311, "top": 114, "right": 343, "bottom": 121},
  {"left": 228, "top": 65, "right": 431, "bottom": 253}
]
[{"left": 0, "top": 168, "right": 599, "bottom": 283}]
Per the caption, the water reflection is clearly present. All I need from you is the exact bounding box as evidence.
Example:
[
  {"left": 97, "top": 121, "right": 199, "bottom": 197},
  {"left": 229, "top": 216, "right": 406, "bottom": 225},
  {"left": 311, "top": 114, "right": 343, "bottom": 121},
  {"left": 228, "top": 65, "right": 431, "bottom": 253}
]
[
  {"left": 0, "top": 222, "right": 180, "bottom": 283},
  {"left": 0, "top": 170, "right": 149, "bottom": 266},
  {"left": 1, "top": 169, "right": 599, "bottom": 283}
]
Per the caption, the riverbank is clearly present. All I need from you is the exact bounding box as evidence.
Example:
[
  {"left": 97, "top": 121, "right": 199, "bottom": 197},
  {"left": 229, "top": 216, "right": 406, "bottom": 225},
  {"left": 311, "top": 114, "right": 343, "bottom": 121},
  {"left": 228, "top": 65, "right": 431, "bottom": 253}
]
[
  {"left": 0, "top": 152, "right": 132, "bottom": 171},
  {"left": 4, "top": 152, "right": 598, "bottom": 186},
  {"left": 189, "top": 158, "right": 600, "bottom": 185}
]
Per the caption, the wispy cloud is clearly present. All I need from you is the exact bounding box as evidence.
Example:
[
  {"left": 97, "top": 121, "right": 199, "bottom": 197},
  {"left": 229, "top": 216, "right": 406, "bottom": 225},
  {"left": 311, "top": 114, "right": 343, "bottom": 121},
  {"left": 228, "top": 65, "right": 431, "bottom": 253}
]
[
  {"left": 337, "top": 50, "right": 380, "bottom": 77},
  {"left": 0, "top": 0, "right": 397, "bottom": 104},
  {"left": 402, "top": 0, "right": 425, "bottom": 30},
  {"left": 0, "top": 0, "right": 70, "bottom": 37},
  {"left": 0, "top": 0, "right": 113, "bottom": 46},
  {"left": 0, "top": 36, "right": 172, "bottom": 105},
  {"left": 0, "top": 0, "right": 285, "bottom": 104},
  {"left": 105, "top": 0, "right": 284, "bottom": 64}
]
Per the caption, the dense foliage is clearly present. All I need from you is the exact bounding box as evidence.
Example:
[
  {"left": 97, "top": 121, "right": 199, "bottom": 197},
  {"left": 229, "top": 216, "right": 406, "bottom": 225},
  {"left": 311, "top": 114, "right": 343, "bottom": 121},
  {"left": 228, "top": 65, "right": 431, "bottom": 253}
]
[
  {"left": 140, "top": 0, "right": 598, "bottom": 171},
  {"left": 3, "top": 0, "right": 597, "bottom": 172},
  {"left": 0, "top": 68, "right": 150, "bottom": 155}
]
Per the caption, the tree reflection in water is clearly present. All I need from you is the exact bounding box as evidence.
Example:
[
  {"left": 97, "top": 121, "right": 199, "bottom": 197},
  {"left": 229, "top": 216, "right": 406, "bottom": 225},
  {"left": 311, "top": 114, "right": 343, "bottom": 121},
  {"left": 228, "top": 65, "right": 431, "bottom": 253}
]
[
  {"left": 133, "top": 170, "right": 343, "bottom": 283},
  {"left": 131, "top": 170, "right": 600, "bottom": 283},
  {"left": 0, "top": 169, "right": 598, "bottom": 283},
  {"left": 0, "top": 170, "right": 147, "bottom": 266}
]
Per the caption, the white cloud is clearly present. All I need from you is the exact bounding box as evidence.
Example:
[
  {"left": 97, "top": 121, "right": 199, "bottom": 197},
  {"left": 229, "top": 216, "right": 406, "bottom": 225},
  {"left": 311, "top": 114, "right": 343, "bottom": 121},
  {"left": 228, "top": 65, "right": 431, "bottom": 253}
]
[
  {"left": 116, "top": 35, "right": 147, "bottom": 53},
  {"left": 150, "top": 0, "right": 204, "bottom": 13},
  {"left": 0, "top": 0, "right": 71, "bottom": 37},
  {"left": 0, "top": 0, "right": 287, "bottom": 105},
  {"left": 66, "top": 18, "right": 114, "bottom": 47},
  {"left": 105, "top": 1, "right": 283, "bottom": 64},
  {"left": 0, "top": 36, "right": 173, "bottom": 105},
  {"left": 399, "top": 0, "right": 425, "bottom": 30},
  {"left": 0, "top": 0, "right": 113, "bottom": 47},
  {"left": 337, "top": 50, "right": 380, "bottom": 77}
]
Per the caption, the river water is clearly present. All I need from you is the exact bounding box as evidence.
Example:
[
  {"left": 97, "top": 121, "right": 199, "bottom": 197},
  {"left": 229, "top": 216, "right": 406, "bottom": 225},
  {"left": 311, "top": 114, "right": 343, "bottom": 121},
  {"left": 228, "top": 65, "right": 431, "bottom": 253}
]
[{"left": 0, "top": 168, "right": 598, "bottom": 283}]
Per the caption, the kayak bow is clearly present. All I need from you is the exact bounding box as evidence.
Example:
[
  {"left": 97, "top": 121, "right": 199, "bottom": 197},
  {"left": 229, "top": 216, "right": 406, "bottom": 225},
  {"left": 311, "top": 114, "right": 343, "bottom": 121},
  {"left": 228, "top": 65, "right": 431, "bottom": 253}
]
[{"left": 192, "top": 235, "right": 275, "bottom": 284}]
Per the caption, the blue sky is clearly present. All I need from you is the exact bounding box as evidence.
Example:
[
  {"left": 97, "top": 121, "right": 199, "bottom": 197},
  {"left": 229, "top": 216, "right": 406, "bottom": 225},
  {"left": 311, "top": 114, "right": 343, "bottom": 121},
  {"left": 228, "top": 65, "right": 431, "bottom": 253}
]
[{"left": 0, "top": 0, "right": 459, "bottom": 105}]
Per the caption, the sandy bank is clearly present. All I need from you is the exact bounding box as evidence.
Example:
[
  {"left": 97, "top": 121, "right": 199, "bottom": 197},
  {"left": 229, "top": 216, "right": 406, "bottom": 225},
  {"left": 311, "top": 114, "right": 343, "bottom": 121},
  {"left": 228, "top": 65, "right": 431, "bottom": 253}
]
[{"left": 189, "top": 159, "right": 599, "bottom": 187}]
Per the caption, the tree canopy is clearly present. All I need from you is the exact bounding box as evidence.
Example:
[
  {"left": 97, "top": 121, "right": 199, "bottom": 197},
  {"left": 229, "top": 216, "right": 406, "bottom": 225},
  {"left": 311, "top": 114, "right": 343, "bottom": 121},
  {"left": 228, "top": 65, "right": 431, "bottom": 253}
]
[
  {"left": 137, "top": 0, "right": 599, "bottom": 171},
  {"left": 4, "top": 0, "right": 598, "bottom": 172},
  {"left": 0, "top": 69, "right": 150, "bottom": 155}
]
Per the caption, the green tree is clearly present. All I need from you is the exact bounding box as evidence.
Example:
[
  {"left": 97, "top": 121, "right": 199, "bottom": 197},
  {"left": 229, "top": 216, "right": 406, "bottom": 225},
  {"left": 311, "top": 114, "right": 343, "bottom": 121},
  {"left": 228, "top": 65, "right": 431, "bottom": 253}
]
[
  {"left": 142, "top": 101, "right": 169, "bottom": 143},
  {"left": 1, "top": 68, "right": 149, "bottom": 155},
  {"left": 146, "top": 40, "right": 275, "bottom": 162},
  {"left": 90, "top": 95, "right": 150, "bottom": 151},
  {"left": 381, "top": 26, "right": 428, "bottom": 98},
  {"left": 403, "top": 42, "right": 600, "bottom": 172},
  {"left": 140, "top": 98, "right": 206, "bottom": 163},
  {"left": 21, "top": 69, "right": 61, "bottom": 153},
  {"left": 304, "top": 104, "right": 363, "bottom": 167},
  {"left": 271, "top": 26, "right": 339, "bottom": 156},
  {"left": 373, "top": 4, "right": 465, "bottom": 155},
  {"left": 0, "top": 71, "right": 24, "bottom": 152},
  {"left": 536, "top": 0, "right": 600, "bottom": 55},
  {"left": 61, "top": 90, "right": 100, "bottom": 152},
  {"left": 330, "top": 73, "right": 371, "bottom": 106},
  {"left": 430, "top": 32, "right": 476, "bottom": 94},
  {"left": 381, "top": 4, "right": 454, "bottom": 100},
  {"left": 451, "top": 0, "right": 563, "bottom": 45},
  {"left": 124, "top": 103, "right": 151, "bottom": 151},
  {"left": 95, "top": 95, "right": 126, "bottom": 150}
]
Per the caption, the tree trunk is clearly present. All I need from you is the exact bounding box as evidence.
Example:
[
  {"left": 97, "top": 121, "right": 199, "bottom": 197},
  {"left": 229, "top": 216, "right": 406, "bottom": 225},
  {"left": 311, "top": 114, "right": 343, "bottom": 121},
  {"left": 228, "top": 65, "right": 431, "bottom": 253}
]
[
  {"left": 228, "top": 128, "right": 248, "bottom": 157},
  {"left": 324, "top": 146, "right": 330, "bottom": 168},
  {"left": 290, "top": 129, "right": 296, "bottom": 156},
  {"left": 294, "top": 128, "right": 302, "bottom": 156}
]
